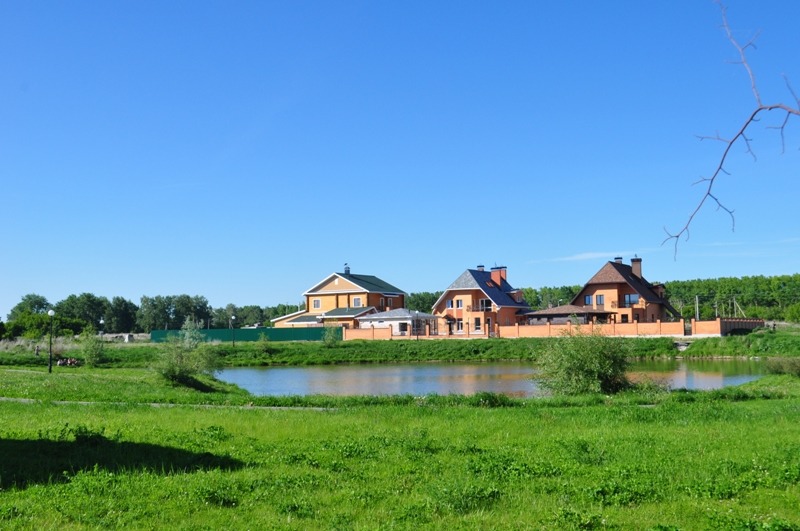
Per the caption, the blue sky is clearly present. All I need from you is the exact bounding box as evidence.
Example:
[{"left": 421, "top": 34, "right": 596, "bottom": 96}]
[{"left": 2, "top": 1, "right": 798, "bottom": 318}]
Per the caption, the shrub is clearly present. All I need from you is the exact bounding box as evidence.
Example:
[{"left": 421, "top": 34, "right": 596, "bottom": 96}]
[
  {"left": 765, "top": 357, "right": 800, "bottom": 377},
  {"left": 155, "top": 318, "right": 219, "bottom": 384},
  {"left": 80, "top": 331, "right": 105, "bottom": 367},
  {"left": 536, "top": 326, "right": 630, "bottom": 395},
  {"left": 323, "top": 325, "right": 341, "bottom": 348}
]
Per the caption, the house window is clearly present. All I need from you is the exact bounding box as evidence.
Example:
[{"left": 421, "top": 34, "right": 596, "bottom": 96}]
[
  {"left": 456, "top": 318, "right": 463, "bottom": 332},
  {"left": 353, "top": 297, "right": 362, "bottom": 307},
  {"left": 446, "top": 299, "right": 453, "bottom": 309},
  {"left": 380, "top": 297, "right": 385, "bottom": 308},
  {"left": 621, "top": 314, "right": 629, "bottom": 323},
  {"left": 456, "top": 299, "right": 463, "bottom": 309},
  {"left": 624, "top": 293, "right": 640, "bottom": 307},
  {"left": 479, "top": 298, "right": 491, "bottom": 311},
  {"left": 474, "top": 317, "right": 481, "bottom": 331},
  {"left": 596, "top": 295, "right": 604, "bottom": 305},
  {"left": 584, "top": 295, "right": 592, "bottom": 305},
  {"left": 312, "top": 299, "right": 321, "bottom": 310},
  {"left": 387, "top": 298, "right": 393, "bottom": 307}
]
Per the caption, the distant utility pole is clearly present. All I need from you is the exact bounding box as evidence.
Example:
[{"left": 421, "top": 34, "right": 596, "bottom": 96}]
[{"left": 695, "top": 295, "right": 700, "bottom": 321}]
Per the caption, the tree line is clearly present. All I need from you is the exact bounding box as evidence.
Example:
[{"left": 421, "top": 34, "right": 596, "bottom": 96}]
[
  {"left": 3, "top": 273, "right": 800, "bottom": 339},
  {"left": 0, "top": 293, "right": 302, "bottom": 340}
]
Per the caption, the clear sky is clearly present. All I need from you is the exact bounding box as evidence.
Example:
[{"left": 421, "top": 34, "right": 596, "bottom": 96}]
[{"left": 2, "top": 0, "right": 798, "bottom": 319}]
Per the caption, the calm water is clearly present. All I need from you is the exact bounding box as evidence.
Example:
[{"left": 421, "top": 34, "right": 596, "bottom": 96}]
[{"left": 216, "top": 359, "right": 766, "bottom": 398}]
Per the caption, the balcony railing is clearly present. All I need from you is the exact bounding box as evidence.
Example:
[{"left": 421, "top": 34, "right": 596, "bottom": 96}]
[{"left": 467, "top": 304, "right": 493, "bottom": 312}]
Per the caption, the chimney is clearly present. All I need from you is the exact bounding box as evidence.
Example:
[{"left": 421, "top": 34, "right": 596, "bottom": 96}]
[
  {"left": 614, "top": 256, "right": 623, "bottom": 264},
  {"left": 476, "top": 264, "right": 484, "bottom": 272},
  {"left": 631, "top": 257, "right": 642, "bottom": 278},
  {"left": 490, "top": 266, "right": 507, "bottom": 285},
  {"left": 344, "top": 263, "right": 350, "bottom": 275}
]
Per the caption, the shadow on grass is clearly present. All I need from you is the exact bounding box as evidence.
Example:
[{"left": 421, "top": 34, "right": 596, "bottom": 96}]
[
  {"left": 0, "top": 436, "right": 244, "bottom": 489},
  {"left": 172, "top": 375, "right": 218, "bottom": 393}
]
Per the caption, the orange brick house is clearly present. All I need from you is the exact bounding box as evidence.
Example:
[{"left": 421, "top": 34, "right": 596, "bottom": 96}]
[
  {"left": 271, "top": 265, "right": 406, "bottom": 329},
  {"left": 570, "top": 256, "right": 679, "bottom": 323},
  {"left": 431, "top": 265, "right": 531, "bottom": 335}
]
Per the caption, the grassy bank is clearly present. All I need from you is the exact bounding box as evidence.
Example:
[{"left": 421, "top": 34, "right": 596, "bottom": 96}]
[
  {"left": 3, "top": 326, "right": 800, "bottom": 371},
  {"left": 1, "top": 373, "right": 799, "bottom": 529},
  {"left": 2, "top": 327, "right": 799, "bottom": 370},
  {"left": 1, "top": 336, "right": 681, "bottom": 369},
  {"left": 684, "top": 325, "right": 800, "bottom": 357}
]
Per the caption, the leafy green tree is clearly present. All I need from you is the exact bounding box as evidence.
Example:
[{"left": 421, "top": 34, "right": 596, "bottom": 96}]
[
  {"left": 406, "top": 292, "right": 442, "bottom": 312},
  {"left": 3, "top": 312, "right": 83, "bottom": 340},
  {"left": 55, "top": 293, "right": 109, "bottom": 328},
  {"left": 172, "top": 295, "right": 211, "bottom": 328},
  {"left": 536, "top": 326, "right": 630, "bottom": 395},
  {"left": 238, "top": 305, "right": 264, "bottom": 327},
  {"left": 137, "top": 295, "right": 174, "bottom": 331},
  {"left": 785, "top": 303, "right": 800, "bottom": 324},
  {"left": 210, "top": 307, "right": 230, "bottom": 329},
  {"left": 107, "top": 296, "right": 139, "bottom": 333},
  {"left": 521, "top": 286, "right": 580, "bottom": 310},
  {"left": 7, "top": 294, "right": 50, "bottom": 321},
  {"left": 155, "top": 318, "right": 219, "bottom": 384}
]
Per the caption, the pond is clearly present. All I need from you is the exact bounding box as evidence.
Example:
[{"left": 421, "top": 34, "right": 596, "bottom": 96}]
[{"left": 216, "top": 358, "right": 766, "bottom": 398}]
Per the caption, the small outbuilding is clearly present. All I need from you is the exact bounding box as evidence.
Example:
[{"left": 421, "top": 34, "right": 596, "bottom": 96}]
[{"left": 356, "top": 308, "right": 438, "bottom": 336}]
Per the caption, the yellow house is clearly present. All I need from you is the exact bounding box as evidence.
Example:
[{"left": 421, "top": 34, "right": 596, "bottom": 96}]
[
  {"left": 431, "top": 265, "right": 531, "bottom": 336},
  {"left": 571, "top": 256, "right": 679, "bottom": 323},
  {"left": 271, "top": 265, "right": 406, "bottom": 329}
]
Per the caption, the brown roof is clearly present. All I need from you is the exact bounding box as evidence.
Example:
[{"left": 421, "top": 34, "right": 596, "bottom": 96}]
[{"left": 575, "top": 261, "right": 679, "bottom": 317}]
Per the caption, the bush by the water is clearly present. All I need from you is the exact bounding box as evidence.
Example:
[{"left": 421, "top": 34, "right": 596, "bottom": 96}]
[
  {"left": 537, "top": 326, "right": 630, "bottom": 395},
  {"left": 155, "top": 319, "right": 219, "bottom": 384}
]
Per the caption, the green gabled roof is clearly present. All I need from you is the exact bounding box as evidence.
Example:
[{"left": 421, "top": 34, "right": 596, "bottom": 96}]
[
  {"left": 304, "top": 271, "right": 406, "bottom": 296},
  {"left": 323, "top": 307, "right": 376, "bottom": 318},
  {"left": 338, "top": 273, "right": 405, "bottom": 294},
  {"left": 286, "top": 314, "right": 321, "bottom": 324}
]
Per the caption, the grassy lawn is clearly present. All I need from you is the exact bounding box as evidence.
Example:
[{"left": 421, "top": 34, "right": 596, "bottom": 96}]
[
  {"left": 1, "top": 328, "right": 799, "bottom": 529},
  {"left": 1, "top": 367, "right": 800, "bottom": 529}
]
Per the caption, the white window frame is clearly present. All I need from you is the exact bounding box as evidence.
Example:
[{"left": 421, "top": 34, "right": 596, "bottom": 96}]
[
  {"left": 312, "top": 299, "right": 321, "bottom": 310},
  {"left": 353, "top": 297, "right": 362, "bottom": 308},
  {"left": 456, "top": 299, "right": 463, "bottom": 309}
]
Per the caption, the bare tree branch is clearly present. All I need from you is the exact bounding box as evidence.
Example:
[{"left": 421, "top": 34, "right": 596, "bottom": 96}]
[{"left": 663, "top": 2, "right": 800, "bottom": 256}]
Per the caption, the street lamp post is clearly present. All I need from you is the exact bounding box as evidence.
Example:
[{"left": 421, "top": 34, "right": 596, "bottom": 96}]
[
  {"left": 230, "top": 315, "right": 236, "bottom": 347},
  {"left": 99, "top": 318, "right": 104, "bottom": 339},
  {"left": 47, "top": 309, "right": 55, "bottom": 373}
]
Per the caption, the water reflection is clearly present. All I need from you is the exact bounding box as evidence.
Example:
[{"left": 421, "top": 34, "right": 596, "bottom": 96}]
[
  {"left": 217, "top": 359, "right": 766, "bottom": 398},
  {"left": 219, "top": 363, "right": 537, "bottom": 398}
]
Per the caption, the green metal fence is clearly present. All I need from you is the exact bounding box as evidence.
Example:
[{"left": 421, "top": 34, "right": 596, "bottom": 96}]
[{"left": 150, "top": 327, "right": 339, "bottom": 343}]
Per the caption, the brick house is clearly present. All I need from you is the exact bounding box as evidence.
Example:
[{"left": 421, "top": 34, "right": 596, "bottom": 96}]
[
  {"left": 271, "top": 265, "right": 406, "bottom": 329},
  {"left": 570, "top": 256, "right": 679, "bottom": 323},
  {"left": 431, "top": 265, "right": 531, "bottom": 335}
]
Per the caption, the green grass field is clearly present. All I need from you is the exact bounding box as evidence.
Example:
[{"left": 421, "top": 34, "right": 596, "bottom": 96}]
[
  {"left": 1, "top": 328, "right": 799, "bottom": 529},
  {"left": 1, "top": 366, "right": 799, "bottom": 530}
]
